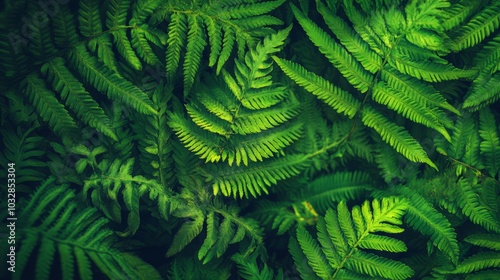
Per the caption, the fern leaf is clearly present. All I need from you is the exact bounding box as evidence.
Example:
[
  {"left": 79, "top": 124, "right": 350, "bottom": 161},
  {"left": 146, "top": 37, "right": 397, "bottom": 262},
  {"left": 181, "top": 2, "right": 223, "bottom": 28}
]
[
  {"left": 381, "top": 68, "right": 459, "bottom": 116},
  {"left": 69, "top": 45, "right": 156, "bottom": 115},
  {"left": 450, "top": 2, "right": 500, "bottom": 51},
  {"left": 465, "top": 234, "right": 500, "bottom": 251},
  {"left": 347, "top": 250, "right": 413, "bottom": 279},
  {"left": 291, "top": 3, "right": 373, "bottom": 93},
  {"left": 208, "top": 155, "right": 308, "bottom": 198},
  {"left": 402, "top": 188, "right": 459, "bottom": 264},
  {"left": 361, "top": 106, "right": 437, "bottom": 169},
  {"left": 166, "top": 214, "right": 205, "bottom": 257},
  {"left": 184, "top": 15, "right": 206, "bottom": 96},
  {"left": 166, "top": 12, "right": 187, "bottom": 80},
  {"left": 8, "top": 179, "right": 161, "bottom": 280},
  {"left": 41, "top": 57, "right": 117, "bottom": 140},
  {"left": 273, "top": 57, "right": 361, "bottom": 118},
  {"left": 25, "top": 2, "right": 57, "bottom": 59},
  {"left": 389, "top": 51, "right": 476, "bottom": 82},
  {"left": 289, "top": 237, "right": 322, "bottom": 280},
  {"left": 456, "top": 177, "right": 500, "bottom": 233},
  {"left": 106, "top": 0, "right": 130, "bottom": 28},
  {"left": 205, "top": 16, "right": 222, "bottom": 67},
  {"left": 303, "top": 172, "right": 373, "bottom": 213},
  {"left": 52, "top": 5, "right": 79, "bottom": 47},
  {"left": 372, "top": 81, "right": 451, "bottom": 141},
  {"left": 479, "top": 108, "right": 500, "bottom": 178},
  {"left": 296, "top": 225, "right": 334, "bottom": 279},
  {"left": 441, "top": 252, "right": 500, "bottom": 275},
  {"left": 78, "top": 0, "right": 102, "bottom": 37},
  {"left": 316, "top": 0, "right": 382, "bottom": 73},
  {"left": 22, "top": 74, "right": 79, "bottom": 137},
  {"left": 291, "top": 197, "right": 412, "bottom": 279}
]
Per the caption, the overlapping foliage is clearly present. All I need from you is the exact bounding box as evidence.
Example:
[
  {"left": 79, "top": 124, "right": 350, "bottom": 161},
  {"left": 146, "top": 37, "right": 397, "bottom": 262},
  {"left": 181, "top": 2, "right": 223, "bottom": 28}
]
[{"left": 0, "top": 0, "right": 499, "bottom": 279}]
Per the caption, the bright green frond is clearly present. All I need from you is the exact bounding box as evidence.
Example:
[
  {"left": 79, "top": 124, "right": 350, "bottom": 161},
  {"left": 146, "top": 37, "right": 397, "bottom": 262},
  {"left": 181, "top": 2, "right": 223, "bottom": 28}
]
[
  {"left": 291, "top": 197, "right": 411, "bottom": 279},
  {"left": 465, "top": 234, "right": 500, "bottom": 251},
  {"left": 450, "top": 2, "right": 500, "bottom": 51},
  {"left": 361, "top": 106, "right": 436, "bottom": 169},
  {"left": 207, "top": 155, "right": 308, "bottom": 198},
  {"left": 273, "top": 57, "right": 361, "bottom": 117},
  {"left": 316, "top": 0, "right": 382, "bottom": 73},
  {"left": 402, "top": 187, "right": 459, "bottom": 264}
]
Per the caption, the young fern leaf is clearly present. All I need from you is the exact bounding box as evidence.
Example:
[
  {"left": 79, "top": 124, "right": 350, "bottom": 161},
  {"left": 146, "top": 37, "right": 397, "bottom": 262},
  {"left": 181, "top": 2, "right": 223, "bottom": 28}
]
[
  {"left": 291, "top": 197, "right": 413, "bottom": 279},
  {"left": 170, "top": 27, "right": 307, "bottom": 198}
]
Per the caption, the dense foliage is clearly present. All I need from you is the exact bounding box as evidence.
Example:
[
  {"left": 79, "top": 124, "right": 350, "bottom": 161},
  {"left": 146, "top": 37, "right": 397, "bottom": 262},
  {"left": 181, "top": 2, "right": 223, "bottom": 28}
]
[{"left": 0, "top": 0, "right": 499, "bottom": 279}]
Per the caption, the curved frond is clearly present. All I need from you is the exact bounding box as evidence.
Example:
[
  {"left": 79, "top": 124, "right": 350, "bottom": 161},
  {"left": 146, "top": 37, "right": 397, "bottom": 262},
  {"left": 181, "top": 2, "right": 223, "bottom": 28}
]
[
  {"left": 361, "top": 106, "right": 436, "bottom": 169},
  {"left": 291, "top": 197, "right": 413, "bottom": 279}
]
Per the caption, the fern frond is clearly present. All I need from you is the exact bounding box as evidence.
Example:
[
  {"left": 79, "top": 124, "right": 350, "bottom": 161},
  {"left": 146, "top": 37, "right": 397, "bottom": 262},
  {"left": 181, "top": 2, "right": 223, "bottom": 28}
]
[
  {"left": 134, "top": 81, "right": 175, "bottom": 187},
  {"left": 207, "top": 155, "right": 308, "bottom": 198},
  {"left": 381, "top": 67, "right": 459, "bottom": 116},
  {"left": 0, "top": 178, "right": 161, "bottom": 280},
  {"left": 316, "top": 0, "right": 382, "bottom": 73},
  {"left": 291, "top": 197, "right": 413, "bottom": 279},
  {"left": 52, "top": 5, "right": 79, "bottom": 47},
  {"left": 166, "top": 12, "right": 187, "bottom": 80},
  {"left": 25, "top": 2, "right": 57, "bottom": 59},
  {"left": 166, "top": 211, "right": 205, "bottom": 257},
  {"left": 389, "top": 51, "right": 476, "bottom": 82},
  {"left": 183, "top": 15, "right": 206, "bottom": 96},
  {"left": 465, "top": 233, "right": 500, "bottom": 250},
  {"left": 479, "top": 108, "right": 500, "bottom": 178},
  {"left": 22, "top": 74, "right": 79, "bottom": 137},
  {"left": 0, "top": 126, "right": 47, "bottom": 189},
  {"left": 296, "top": 225, "right": 334, "bottom": 278},
  {"left": 464, "top": 73, "right": 500, "bottom": 111},
  {"left": 291, "top": 3, "right": 373, "bottom": 93},
  {"left": 372, "top": 81, "right": 451, "bottom": 141},
  {"left": 78, "top": 0, "right": 102, "bottom": 38},
  {"left": 41, "top": 57, "right": 117, "bottom": 140},
  {"left": 449, "top": 1, "right": 500, "bottom": 51},
  {"left": 302, "top": 172, "right": 373, "bottom": 213},
  {"left": 456, "top": 177, "right": 500, "bottom": 233},
  {"left": 272, "top": 57, "right": 361, "bottom": 118},
  {"left": 69, "top": 45, "right": 156, "bottom": 115},
  {"left": 361, "top": 106, "right": 437, "bottom": 169},
  {"left": 233, "top": 253, "right": 284, "bottom": 280},
  {"left": 84, "top": 158, "right": 172, "bottom": 236},
  {"left": 401, "top": 187, "right": 459, "bottom": 264},
  {"left": 436, "top": 252, "right": 500, "bottom": 275}
]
